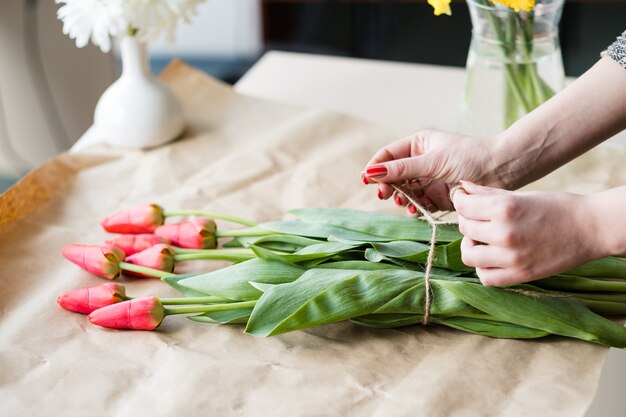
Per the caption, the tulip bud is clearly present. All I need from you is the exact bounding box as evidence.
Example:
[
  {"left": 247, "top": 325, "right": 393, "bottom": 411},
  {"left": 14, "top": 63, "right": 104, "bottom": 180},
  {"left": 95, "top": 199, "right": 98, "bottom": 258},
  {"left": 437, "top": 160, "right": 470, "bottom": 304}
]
[
  {"left": 101, "top": 203, "right": 165, "bottom": 234},
  {"left": 154, "top": 217, "right": 217, "bottom": 249},
  {"left": 88, "top": 297, "right": 165, "bottom": 330},
  {"left": 62, "top": 244, "right": 125, "bottom": 279},
  {"left": 125, "top": 244, "right": 175, "bottom": 277},
  {"left": 106, "top": 234, "right": 170, "bottom": 256},
  {"left": 57, "top": 283, "right": 127, "bottom": 314}
]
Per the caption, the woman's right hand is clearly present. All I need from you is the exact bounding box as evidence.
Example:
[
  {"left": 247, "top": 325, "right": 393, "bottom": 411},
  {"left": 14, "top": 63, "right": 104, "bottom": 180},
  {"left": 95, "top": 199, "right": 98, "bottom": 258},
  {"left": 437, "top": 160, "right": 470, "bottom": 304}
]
[{"left": 363, "top": 129, "right": 508, "bottom": 213}]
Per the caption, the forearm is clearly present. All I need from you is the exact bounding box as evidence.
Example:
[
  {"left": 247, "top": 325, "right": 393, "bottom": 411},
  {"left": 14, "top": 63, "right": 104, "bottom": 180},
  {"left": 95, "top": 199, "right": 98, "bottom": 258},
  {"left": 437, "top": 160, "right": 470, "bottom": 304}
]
[
  {"left": 492, "top": 57, "right": 626, "bottom": 190},
  {"left": 587, "top": 186, "right": 626, "bottom": 258}
]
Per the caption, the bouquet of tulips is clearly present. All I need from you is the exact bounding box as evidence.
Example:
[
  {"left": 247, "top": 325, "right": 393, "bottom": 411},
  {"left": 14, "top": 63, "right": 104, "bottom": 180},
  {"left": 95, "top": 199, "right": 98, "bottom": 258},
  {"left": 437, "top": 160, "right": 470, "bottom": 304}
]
[{"left": 59, "top": 203, "right": 626, "bottom": 347}]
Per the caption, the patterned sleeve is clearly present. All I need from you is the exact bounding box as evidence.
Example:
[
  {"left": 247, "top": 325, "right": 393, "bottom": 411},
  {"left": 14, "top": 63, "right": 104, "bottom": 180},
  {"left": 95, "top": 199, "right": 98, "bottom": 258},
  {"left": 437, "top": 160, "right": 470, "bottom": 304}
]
[{"left": 602, "top": 30, "right": 626, "bottom": 69}]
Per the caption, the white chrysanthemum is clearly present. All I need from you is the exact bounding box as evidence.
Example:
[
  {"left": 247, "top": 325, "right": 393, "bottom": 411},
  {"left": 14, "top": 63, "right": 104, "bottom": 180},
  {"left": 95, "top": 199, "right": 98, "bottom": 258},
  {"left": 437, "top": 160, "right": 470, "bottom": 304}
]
[
  {"left": 56, "top": 0, "right": 127, "bottom": 53},
  {"left": 125, "top": 0, "right": 203, "bottom": 43},
  {"left": 56, "top": 0, "right": 203, "bottom": 52}
]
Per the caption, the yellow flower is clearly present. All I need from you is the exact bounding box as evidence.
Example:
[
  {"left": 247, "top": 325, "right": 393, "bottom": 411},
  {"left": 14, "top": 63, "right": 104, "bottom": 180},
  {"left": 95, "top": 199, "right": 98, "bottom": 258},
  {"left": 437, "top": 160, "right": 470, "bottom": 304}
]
[
  {"left": 490, "top": 0, "right": 536, "bottom": 12},
  {"left": 428, "top": 0, "right": 452, "bottom": 16}
]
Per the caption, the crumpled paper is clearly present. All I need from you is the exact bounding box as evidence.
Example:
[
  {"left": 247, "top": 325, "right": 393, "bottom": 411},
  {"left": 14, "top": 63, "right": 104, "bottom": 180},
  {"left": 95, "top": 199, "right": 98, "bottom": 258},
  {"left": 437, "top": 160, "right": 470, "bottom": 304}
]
[{"left": 1, "top": 61, "right": 624, "bottom": 417}]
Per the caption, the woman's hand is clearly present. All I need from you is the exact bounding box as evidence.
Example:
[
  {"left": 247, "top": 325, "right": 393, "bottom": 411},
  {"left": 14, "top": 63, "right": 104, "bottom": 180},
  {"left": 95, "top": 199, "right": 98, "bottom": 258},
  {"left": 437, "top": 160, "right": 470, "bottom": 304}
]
[
  {"left": 452, "top": 181, "right": 604, "bottom": 286},
  {"left": 363, "top": 130, "right": 507, "bottom": 214}
]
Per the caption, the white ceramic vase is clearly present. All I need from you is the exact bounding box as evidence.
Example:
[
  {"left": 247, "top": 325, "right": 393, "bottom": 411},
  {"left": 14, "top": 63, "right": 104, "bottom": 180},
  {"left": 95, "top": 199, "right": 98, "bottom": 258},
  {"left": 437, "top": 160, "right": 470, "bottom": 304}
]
[{"left": 93, "top": 37, "right": 184, "bottom": 149}]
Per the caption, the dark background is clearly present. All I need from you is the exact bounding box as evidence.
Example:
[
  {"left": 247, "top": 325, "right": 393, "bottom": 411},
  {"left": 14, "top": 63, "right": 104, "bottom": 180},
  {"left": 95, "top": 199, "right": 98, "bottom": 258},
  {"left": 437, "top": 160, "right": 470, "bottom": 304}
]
[
  {"left": 173, "top": 0, "right": 625, "bottom": 84},
  {"left": 262, "top": 0, "right": 626, "bottom": 76}
]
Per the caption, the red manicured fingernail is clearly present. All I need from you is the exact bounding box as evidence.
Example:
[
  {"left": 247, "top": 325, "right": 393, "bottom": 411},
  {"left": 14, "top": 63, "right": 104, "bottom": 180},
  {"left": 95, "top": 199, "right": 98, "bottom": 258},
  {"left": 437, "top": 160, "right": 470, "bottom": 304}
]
[
  {"left": 365, "top": 165, "right": 388, "bottom": 178},
  {"left": 377, "top": 189, "right": 383, "bottom": 199},
  {"left": 408, "top": 204, "right": 417, "bottom": 214},
  {"left": 395, "top": 195, "right": 402, "bottom": 205},
  {"left": 361, "top": 173, "right": 369, "bottom": 185}
]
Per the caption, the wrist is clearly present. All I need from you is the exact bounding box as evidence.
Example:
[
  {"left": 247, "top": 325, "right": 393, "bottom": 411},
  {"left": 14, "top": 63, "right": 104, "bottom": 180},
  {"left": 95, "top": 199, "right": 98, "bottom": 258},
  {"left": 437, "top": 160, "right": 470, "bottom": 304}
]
[
  {"left": 582, "top": 192, "right": 626, "bottom": 258},
  {"left": 484, "top": 134, "right": 522, "bottom": 191}
]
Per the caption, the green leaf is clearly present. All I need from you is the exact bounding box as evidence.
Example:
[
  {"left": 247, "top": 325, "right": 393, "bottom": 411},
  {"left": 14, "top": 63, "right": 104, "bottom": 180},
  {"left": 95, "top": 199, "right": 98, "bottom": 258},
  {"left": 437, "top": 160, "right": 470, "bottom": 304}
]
[
  {"left": 290, "top": 207, "right": 462, "bottom": 242},
  {"left": 351, "top": 313, "right": 423, "bottom": 328},
  {"left": 188, "top": 309, "right": 253, "bottom": 325},
  {"left": 161, "top": 274, "right": 207, "bottom": 297},
  {"left": 259, "top": 220, "right": 392, "bottom": 241},
  {"left": 370, "top": 239, "right": 472, "bottom": 272},
  {"left": 535, "top": 275, "right": 626, "bottom": 293},
  {"left": 435, "top": 317, "right": 550, "bottom": 339},
  {"left": 235, "top": 234, "right": 324, "bottom": 252},
  {"left": 364, "top": 248, "right": 462, "bottom": 276},
  {"left": 222, "top": 238, "right": 244, "bottom": 248},
  {"left": 251, "top": 242, "right": 358, "bottom": 265},
  {"left": 566, "top": 256, "right": 626, "bottom": 279},
  {"left": 315, "top": 261, "right": 403, "bottom": 270},
  {"left": 177, "top": 259, "right": 305, "bottom": 301},
  {"left": 438, "top": 280, "right": 626, "bottom": 347},
  {"left": 245, "top": 269, "right": 425, "bottom": 337}
]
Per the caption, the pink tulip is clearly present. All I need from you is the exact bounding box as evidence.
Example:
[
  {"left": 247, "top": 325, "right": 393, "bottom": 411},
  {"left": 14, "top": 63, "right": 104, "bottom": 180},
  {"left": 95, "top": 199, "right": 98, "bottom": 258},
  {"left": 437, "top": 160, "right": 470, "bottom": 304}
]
[
  {"left": 88, "top": 297, "right": 165, "bottom": 330},
  {"left": 106, "top": 234, "right": 170, "bottom": 256},
  {"left": 154, "top": 217, "right": 217, "bottom": 249},
  {"left": 62, "top": 244, "right": 125, "bottom": 279},
  {"left": 57, "top": 283, "right": 127, "bottom": 314},
  {"left": 101, "top": 203, "right": 165, "bottom": 234},
  {"left": 125, "top": 244, "right": 175, "bottom": 277}
]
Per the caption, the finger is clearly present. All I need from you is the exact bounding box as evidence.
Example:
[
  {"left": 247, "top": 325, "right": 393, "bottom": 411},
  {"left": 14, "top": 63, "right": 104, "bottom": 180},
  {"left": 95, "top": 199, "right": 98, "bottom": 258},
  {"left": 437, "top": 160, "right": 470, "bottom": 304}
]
[
  {"left": 475, "top": 267, "right": 523, "bottom": 287},
  {"left": 364, "top": 156, "right": 435, "bottom": 184},
  {"left": 423, "top": 182, "right": 455, "bottom": 212},
  {"left": 460, "top": 237, "right": 514, "bottom": 268},
  {"left": 393, "top": 191, "right": 409, "bottom": 207},
  {"left": 453, "top": 189, "right": 503, "bottom": 221},
  {"left": 458, "top": 215, "right": 507, "bottom": 246},
  {"left": 460, "top": 180, "right": 508, "bottom": 196},
  {"left": 379, "top": 183, "right": 395, "bottom": 199},
  {"left": 366, "top": 133, "right": 425, "bottom": 167},
  {"left": 415, "top": 195, "right": 437, "bottom": 214}
]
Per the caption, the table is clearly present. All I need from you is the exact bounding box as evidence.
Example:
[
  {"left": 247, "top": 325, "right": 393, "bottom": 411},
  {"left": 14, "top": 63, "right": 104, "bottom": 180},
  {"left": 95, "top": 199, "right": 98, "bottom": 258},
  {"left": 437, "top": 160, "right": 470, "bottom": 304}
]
[
  {"left": 234, "top": 50, "right": 626, "bottom": 417},
  {"left": 18, "top": 54, "right": 624, "bottom": 417}
]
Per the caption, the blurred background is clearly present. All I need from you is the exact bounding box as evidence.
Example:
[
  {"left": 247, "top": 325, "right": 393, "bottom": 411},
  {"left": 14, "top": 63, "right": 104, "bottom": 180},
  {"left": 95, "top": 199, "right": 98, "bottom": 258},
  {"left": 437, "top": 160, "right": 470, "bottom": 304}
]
[{"left": 1, "top": 0, "right": 625, "bottom": 192}]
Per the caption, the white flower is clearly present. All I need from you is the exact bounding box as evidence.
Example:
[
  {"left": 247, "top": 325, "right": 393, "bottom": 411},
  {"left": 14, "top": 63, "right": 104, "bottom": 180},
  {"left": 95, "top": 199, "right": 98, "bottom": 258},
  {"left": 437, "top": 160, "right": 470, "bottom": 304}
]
[
  {"left": 56, "top": 0, "right": 127, "bottom": 53},
  {"left": 56, "top": 0, "right": 204, "bottom": 53}
]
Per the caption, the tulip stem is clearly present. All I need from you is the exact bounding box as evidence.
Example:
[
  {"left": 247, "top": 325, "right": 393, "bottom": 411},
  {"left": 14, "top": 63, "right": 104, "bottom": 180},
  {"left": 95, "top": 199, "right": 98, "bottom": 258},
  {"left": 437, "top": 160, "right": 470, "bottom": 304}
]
[
  {"left": 174, "top": 249, "right": 256, "bottom": 262},
  {"left": 164, "top": 210, "right": 257, "bottom": 227},
  {"left": 164, "top": 300, "right": 257, "bottom": 315},
  {"left": 159, "top": 296, "right": 228, "bottom": 305},
  {"left": 215, "top": 227, "right": 275, "bottom": 238},
  {"left": 118, "top": 262, "right": 176, "bottom": 278},
  {"left": 173, "top": 247, "right": 253, "bottom": 255}
]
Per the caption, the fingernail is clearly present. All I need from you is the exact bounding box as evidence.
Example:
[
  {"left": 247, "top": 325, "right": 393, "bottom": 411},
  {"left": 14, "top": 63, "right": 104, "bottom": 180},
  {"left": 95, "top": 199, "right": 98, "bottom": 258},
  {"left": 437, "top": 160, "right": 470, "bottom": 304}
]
[
  {"left": 408, "top": 204, "right": 417, "bottom": 214},
  {"left": 395, "top": 195, "right": 403, "bottom": 206},
  {"left": 361, "top": 173, "right": 369, "bottom": 185},
  {"left": 365, "top": 164, "right": 388, "bottom": 179},
  {"left": 377, "top": 189, "right": 383, "bottom": 200}
]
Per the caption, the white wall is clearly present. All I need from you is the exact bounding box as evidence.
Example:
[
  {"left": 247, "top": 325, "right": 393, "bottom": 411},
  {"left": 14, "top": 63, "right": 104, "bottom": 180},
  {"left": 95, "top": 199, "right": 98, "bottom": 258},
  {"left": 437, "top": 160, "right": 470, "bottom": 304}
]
[
  {"left": 0, "top": 0, "right": 116, "bottom": 175},
  {"left": 150, "top": 0, "right": 262, "bottom": 58}
]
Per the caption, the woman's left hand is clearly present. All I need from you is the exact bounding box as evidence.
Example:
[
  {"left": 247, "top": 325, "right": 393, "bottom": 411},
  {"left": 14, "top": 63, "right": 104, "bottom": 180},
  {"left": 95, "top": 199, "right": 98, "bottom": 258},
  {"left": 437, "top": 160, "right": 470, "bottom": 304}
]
[{"left": 452, "top": 181, "right": 602, "bottom": 286}]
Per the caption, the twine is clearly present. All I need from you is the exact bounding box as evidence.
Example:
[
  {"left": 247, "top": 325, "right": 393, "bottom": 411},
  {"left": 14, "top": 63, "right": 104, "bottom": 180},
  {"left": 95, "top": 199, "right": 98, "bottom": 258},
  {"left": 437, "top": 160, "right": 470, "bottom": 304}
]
[{"left": 391, "top": 183, "right": 459, "bottom": 324}]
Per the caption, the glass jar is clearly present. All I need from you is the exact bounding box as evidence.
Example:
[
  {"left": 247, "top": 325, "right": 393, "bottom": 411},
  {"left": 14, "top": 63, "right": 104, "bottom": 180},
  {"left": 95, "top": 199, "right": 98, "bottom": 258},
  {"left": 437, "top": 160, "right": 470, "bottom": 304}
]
[{"left": 460, "top": 0, "right": 565, "bottom": 136}]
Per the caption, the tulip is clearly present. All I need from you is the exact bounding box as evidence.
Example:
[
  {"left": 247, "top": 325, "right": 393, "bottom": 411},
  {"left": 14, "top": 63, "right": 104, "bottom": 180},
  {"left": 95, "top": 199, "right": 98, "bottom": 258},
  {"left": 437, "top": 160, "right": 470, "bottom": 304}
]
[
  {"left": 62, "top": 244, "right": 125, "bottom": 279},
  {"left": 125, "top": 244, "right": 175, "bottom": 277},
  {"left": 88, "top": 297, "right": 257, "bottom": 331},
  {"left": 88, "top": 297, "right": 165, "bottom": 330},
  {"left": 106, "top": 234, "right": 170, "bottom": 256},
  {"left": 155, "top": 217, "right": 217, "bottom": 249},
  {"left": 101, "top": 203, "right": 165, "bottom": 234},
  {"left": 57, "top": 283, "right": 127, "bottom": 314}
]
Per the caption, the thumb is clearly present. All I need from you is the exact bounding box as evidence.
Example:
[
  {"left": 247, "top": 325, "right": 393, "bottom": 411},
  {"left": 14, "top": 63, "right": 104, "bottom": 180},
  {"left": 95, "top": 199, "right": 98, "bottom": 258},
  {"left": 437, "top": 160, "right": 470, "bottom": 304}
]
[
  {"left": 460, "top": 180, "right": 507, "bottom": 196},
  {"left": 365, "top": 156, "right": 434, "bottom": 183}
]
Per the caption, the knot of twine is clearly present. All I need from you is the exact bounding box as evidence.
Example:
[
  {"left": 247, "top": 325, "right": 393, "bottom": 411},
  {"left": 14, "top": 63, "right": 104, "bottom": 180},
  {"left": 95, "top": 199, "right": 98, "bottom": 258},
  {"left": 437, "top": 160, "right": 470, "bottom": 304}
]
[{"left": 390, "top": 183, "right": 461, "bottom": 325}]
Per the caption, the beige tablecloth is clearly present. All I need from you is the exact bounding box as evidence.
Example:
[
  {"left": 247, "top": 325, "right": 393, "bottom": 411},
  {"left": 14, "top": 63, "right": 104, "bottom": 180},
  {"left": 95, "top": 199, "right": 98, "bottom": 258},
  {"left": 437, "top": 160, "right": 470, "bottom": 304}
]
[{"left": 1, "top": 61, "right": 625, "bottom": 417}]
